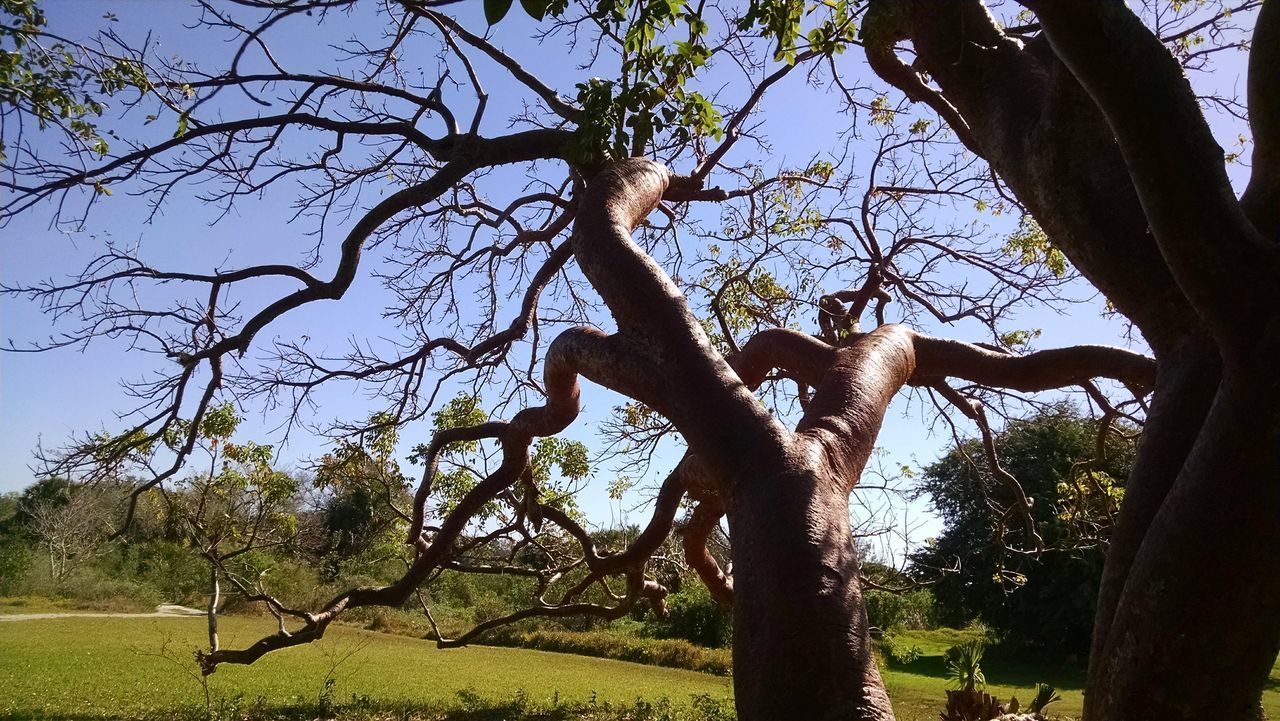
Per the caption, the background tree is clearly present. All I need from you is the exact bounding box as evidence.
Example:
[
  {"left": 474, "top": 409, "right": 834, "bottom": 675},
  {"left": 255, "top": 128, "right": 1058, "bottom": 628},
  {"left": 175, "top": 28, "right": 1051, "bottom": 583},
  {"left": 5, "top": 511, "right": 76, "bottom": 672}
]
[
  {"left": 24, "top": 481, "right": 110, "bottom": 584},
  {"left": 912, "top": 404, "right": 1134, "bottom": 658},
  {"left": 0, "top": 492, "right": 30, "bottom": 595},
  {"left": 1, "top": 1, "right": 1272, "bottom": 720},
  {"left": 312, "top": 414, "right": 416, "bottom": 581},
  {"left": 159, "top": 403, "right": 303, "bottom": 654}
]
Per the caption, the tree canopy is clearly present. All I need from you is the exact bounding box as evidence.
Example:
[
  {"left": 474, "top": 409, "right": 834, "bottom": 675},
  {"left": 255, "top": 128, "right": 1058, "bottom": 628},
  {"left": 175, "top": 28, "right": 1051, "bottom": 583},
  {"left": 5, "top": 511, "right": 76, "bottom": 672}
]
[{"left": 913, "top": 404, "right": 1135, "bottom": 658}]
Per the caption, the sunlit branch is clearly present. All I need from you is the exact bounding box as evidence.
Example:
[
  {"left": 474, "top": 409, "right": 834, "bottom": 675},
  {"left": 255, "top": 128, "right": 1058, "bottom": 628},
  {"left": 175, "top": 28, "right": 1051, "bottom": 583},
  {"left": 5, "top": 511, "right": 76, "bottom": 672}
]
[{"left": 683, "top": 499, "right": 733, "bottom": 606}]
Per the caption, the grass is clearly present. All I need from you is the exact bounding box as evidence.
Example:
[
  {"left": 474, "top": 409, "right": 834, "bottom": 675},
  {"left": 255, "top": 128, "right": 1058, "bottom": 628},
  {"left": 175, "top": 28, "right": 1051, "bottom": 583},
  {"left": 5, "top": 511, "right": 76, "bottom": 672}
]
[
  {"left": 875, "top": 628, "right": 1081, "bottom": 719},
  {"left": 0, "top": 595, "right": 155, "bottom": 614},
  {"left": 3, "top": 611, "right": 1278, "bottom": 720},
  {"left": 880, "top": 628, "right": 1280, "bottom": 720},
  {"left": 0, "top": 615, "right": 730, "bottom": 720}
]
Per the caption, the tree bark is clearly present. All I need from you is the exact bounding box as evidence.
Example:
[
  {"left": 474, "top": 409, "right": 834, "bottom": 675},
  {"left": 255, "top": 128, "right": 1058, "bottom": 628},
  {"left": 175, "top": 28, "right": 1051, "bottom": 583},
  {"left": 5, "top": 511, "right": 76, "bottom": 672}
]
[
  {"left": 863, "top": 4, "right": 1280, "bottom": 717},
  {"left": 728, "top": 327, "right": 916, "bottom": 721},
  {"left": 728, "top": 457, "right": 894, "bottom": 721},
  {"left": 1084, "top": 371, "right": 1280, "bottom": 721},
  {"left": 207, "top": 566, "right": 221, "bottom": 654},
  {"left": 1086, "top": 335, "right": 1220, "bottom": 700}
]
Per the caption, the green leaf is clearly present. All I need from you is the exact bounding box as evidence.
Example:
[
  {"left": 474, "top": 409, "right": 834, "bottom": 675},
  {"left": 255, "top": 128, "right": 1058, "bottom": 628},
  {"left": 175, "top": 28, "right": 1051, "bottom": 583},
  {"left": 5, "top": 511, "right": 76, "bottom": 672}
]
[
  {"left": 484, "top": 0, "right": 514, "bottom": 24},
  {"left": 520, "top": 0, "right": 549, "bottom": 20}
]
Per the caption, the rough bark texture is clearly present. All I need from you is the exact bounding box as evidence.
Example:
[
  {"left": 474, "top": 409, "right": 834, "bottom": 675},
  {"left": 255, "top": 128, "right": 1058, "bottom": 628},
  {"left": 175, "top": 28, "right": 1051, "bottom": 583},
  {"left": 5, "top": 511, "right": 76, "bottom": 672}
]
[
  {"left": 564, "top": 164, "right": 1159, "bottom": 721},
  {"left": 864, "top": 2, "right": 1280, "bottom": 718}
]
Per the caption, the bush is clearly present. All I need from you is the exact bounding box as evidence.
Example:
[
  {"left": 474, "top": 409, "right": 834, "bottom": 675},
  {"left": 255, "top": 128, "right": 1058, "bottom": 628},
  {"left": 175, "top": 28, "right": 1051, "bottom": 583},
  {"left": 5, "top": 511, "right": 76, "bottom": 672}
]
[
  {"left": 877, "top": 634, "right": 923, "bottom": 667},
  {"left": 486, "top": 627, "right": 733, "bottom": 675},
  {"left": 0, "top": 534, "right": 33, "bottom": 596},
  {"left": 45, "top": 567, "right": 164, "bottom": 610},
  {"left": 864, "top": 589, "right": 936, "bottom": 631},
  {"left": 108, "top": 540, "right": 207, "bottom": 603},
  {"left": 654, "top": 582, "right": 732, "bottom": 648}
]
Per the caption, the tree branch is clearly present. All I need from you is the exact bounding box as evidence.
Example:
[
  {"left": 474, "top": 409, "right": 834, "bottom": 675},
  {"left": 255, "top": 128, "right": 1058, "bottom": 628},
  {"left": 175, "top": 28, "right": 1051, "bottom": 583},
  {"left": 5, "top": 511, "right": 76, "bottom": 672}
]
[
  {"left": 1241, "top": 0, "right": 1280, "bottom": 239},
  {"left": 570, "top": 160, "right": 789, "bottom": 475},
  {"left": 405, "top": 5, "right": 583, "bottom": 123},
  {"left": 683, "top": 500, "right": 733, "bottom": 606},
  {"left": 1021, "top": 0, "right": 1280, "bottom": 348},
  {"left": 910, "top": 331, "right": 1156, "bottom": 392},
  {"left": 730, "top": 328, "right": 835, "bottom": 391},
  {"left": 862, "top": 0, "right": 1204, "bottom": 355},
  {"left": 930, "top": 380, "right": 1042, "bottom": 549}
]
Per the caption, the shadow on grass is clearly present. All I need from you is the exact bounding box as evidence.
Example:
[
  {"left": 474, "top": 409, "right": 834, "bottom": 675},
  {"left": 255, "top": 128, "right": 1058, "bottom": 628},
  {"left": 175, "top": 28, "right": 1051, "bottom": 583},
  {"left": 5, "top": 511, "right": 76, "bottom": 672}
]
[{"left": 886, "top": 647, "right": 1087, "bottom": 693}]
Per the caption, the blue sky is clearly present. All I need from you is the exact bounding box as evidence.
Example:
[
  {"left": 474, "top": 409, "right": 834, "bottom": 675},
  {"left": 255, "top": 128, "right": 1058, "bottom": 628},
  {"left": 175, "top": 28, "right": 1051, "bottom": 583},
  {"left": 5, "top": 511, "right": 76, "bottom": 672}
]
[{"left": 0, "top": 1, "right": 1255, "bottom": 560}]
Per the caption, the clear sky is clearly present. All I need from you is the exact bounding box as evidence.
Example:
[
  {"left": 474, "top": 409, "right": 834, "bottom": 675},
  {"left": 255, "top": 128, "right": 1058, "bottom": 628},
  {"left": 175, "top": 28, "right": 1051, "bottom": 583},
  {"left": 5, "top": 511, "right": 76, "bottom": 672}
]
[{"left": 0, "top": 1, "right": 1255, "bottom": 562}]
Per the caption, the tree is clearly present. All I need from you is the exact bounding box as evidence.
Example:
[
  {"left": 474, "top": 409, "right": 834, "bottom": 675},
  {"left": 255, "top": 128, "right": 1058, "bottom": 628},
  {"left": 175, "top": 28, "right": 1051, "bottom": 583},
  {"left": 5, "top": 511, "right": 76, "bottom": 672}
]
[
  {"left": 0, "top": 492, "right": 32, "bottom": 595},
  {"left": 861, "top": 3, "right": 1279, "bottom": 719},
  {"left": 312, "top": 415, "right": 416, "bottom": 580},
  {"left": 912, "top": 404, "right": 1134, "bottom": 658},
  {"left": 24, "top": 482, "right": 109, "bottom": 584},
  {"left": 1, "top": 2, "right": 1273, "bottom": 720},
  {"left": 159, "top": 403, "right": 302, "bottom": 655}
]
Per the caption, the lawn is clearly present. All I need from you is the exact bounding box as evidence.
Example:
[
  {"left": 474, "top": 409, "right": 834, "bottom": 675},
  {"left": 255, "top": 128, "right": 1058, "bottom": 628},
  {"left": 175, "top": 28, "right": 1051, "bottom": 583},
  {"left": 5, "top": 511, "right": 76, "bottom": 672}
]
[
  {"left": 2, "top": 615, "right": 1278, "bottom": 720},
  {"left": 883, "top": 629, "right": 1085, "bottom": 719},
  {"left": 884, "top": 629, "right": 1280, "bottom": 720},
  {"left": 0, "top": 615, "right": 731, "bottom": 720}
]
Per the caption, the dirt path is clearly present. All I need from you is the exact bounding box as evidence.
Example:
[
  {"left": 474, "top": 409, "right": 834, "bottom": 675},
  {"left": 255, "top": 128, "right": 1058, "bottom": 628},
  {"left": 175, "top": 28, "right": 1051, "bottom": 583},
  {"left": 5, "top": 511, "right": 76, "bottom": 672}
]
[{"left": 0, "top": 603, "right": 205, "bottom": 621}]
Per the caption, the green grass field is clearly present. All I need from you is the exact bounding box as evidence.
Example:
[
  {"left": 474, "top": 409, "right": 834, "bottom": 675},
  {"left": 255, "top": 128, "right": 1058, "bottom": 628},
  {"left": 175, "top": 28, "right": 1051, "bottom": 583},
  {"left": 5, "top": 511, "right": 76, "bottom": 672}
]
[
  {"left": 2, "top": 614, "right": 1277, "bottom": 720},
  {"left": 0, "top": 615, "right": 731, "bottom": 720},
  {"left": 884, "top": 629, "right": 1280, "bottom": 720}
]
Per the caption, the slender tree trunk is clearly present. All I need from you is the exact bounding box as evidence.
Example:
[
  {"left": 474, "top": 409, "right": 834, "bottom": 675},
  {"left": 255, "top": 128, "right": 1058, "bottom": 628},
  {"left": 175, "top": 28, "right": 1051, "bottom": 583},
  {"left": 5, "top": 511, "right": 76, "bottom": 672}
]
[
  {"left": 207, "top": 566, "right": 220, "bottom": 653},
  {"left": 728, "top": 454, "right": 894, "bottom": 721}
]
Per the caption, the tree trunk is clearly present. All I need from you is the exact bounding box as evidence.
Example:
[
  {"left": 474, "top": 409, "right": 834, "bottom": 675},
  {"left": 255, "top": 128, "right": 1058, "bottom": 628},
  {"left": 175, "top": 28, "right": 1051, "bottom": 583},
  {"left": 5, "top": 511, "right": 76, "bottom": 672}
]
[
  {"left": 1086, "top": 338, "right": 1219, "bottom": 701},
  {"left": 722, "top": 326, "right": 917, "bottom": 721},
  {"left": 207, "top": 566, "right": 221, "bottom": 653},
  {"left": 728, "top": 453, "right": 895, "bottom": 721},
  {"left": 1084, "top": 370, "right": 1280, "bottom": 721}
]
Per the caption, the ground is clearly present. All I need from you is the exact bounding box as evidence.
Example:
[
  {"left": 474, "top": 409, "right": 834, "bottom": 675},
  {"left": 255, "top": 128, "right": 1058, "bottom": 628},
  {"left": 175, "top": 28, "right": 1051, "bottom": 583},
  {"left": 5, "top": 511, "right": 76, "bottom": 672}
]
[{"left": 1, "top": 602, "right": 1277, "bottom": 720}]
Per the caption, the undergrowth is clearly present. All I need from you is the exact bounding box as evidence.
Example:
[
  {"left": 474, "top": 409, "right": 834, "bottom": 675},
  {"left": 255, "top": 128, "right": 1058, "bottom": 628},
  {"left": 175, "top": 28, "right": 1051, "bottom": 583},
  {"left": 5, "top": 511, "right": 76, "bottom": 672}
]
[{"left": 483, "top": 628, "right": 733, "bottom": 676}]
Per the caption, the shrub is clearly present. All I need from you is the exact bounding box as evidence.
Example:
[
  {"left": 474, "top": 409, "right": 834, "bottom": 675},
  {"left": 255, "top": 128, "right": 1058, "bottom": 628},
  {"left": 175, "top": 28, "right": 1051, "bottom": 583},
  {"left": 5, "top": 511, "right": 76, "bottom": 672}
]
[
  {"left": 945, "top": 640, "right": 987, "bottom": 691},
  {"left": 0, "top": 534, "right": 33, "bottom": 595},
  {"left": 54, "top": 568, "right": 163, "bottom": 610},
  {"left": 878, "top": 635, "right": 923, "bottom": 666},
  {"left": 109, "top": 539, "right": 207, "bottom": 603},
  {"left": 655, "top": 582, "right": 732, "bottom": 648},
  {"left": 470, "top": 593, "right": 514, "bottom": 625},
  {"left": 864, "top": 588, "right": 936, "bottom": 631},
  {"left": 486, "top": 627, "right": 733, "bottom": 675}
]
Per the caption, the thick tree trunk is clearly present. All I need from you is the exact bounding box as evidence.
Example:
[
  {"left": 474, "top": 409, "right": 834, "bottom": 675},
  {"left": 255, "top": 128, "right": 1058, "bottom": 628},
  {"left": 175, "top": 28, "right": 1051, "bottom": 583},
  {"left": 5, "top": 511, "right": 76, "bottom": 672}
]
[
  {"left": 862, "top": 5, "right": 1280, "bottom": 718},
  {"left": 725, "top": 328, "right": 915, "bottom": 721},
  {"left": 1084, "top": 370, "right": 1280, "bottom": 721},
  {"left": 728, "top": 453, "right": 894, "bottom": 721},
  {"left": 1086, "top": 336, "right": 1219, "bottom": 698}
]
